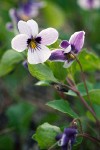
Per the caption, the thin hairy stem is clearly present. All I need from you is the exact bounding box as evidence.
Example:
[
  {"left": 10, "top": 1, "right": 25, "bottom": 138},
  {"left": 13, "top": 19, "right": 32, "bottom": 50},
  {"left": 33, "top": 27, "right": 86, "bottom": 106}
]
[
  {"left": 52, "top": 82, "right": 99, "bottom": 123},
  {"left": 71, "top": 118, "right": 83, "bottom": 133},
  {"left": 48, "top": 142, "right": 58, "bottom": 150},
  {"left": 78, "top": 133, "right": 100, "bottom": 145},
  {"left": 76, "top": 91, "right": 98, "bottom": 122},
  {"left": 71, "top": 52, "right": 94, "bottom": 110}
]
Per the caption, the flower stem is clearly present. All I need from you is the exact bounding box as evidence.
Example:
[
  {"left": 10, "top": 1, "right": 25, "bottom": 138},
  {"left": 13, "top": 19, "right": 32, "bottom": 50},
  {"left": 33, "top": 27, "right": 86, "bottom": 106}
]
[
  {"left": 71, "top": 52, "right": 94, "bottom": 110},
  {"left": 78, "top": 133, "right": 100, "bottom": 145},
  {"left": 76, "top": 91, "right": 98, "bottom": 122},
  {"left": 70, "top": 52, "right": 100, "bottom": 127},
  {"left": 71, "top": 118, "right": 83, "bottom": 133},
  {"left": 52, "top": 82, "right": 99, "bottom": 123},
  {"left": 48, "top": 142, "right": 58, "bottom": 150}
]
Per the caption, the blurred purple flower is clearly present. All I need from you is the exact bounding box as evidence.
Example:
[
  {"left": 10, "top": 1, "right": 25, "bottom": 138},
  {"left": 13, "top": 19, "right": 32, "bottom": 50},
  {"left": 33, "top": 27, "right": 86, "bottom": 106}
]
[
  {"left": 56, "top": 127, "right": 78, "bottom": 150},
  {"left": 22, "top": 60, "right": 28, "bottom": 70},
  {"left": 77, "top": 0, "right": 100, "bottom": 10},
  {"left": 18, "top": 0, "right": 45, "bottom": 20},
  {"left": 49, "top": 31, "right": 85, "bottom": 68},
  {"left": 6, "top": 0, "right": 45, "bottom": 31},
  {"left": 6, "top": 22, "right": 14, "bottom": 31},
  {"left": 9, "top": 8, "right": 20, "bottom": 23}
]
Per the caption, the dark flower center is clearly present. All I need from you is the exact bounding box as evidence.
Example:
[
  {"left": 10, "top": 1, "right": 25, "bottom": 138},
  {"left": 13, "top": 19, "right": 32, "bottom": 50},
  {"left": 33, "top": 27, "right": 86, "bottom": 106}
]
[
  {"left": 35, "top": 37, "right": 42, "bottom": 44},
  {"left": 27, "top": 37, "right": 41, "bottom": 49},
  {"left": 71, "top": 45, "right": 78, "bottom": 54},
  {"left": 64, "top": 52, "right": 75, "bottom": 62}
]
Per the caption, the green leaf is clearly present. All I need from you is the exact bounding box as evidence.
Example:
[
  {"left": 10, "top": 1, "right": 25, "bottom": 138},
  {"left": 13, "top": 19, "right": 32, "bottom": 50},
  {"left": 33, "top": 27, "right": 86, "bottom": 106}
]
[
  {"left": 71, "top": 49, "right": 100, "bottom": 74},
  {"left": 0, "top": 135, "right": 14, "bottom": 150},
  {"left": 48, "top": 39, "right": 62, "bottom": 49},
  {"left": 0, "top": 49, "right": 24, "bottom": 77},
  {"left": 67, "top": 83, "right": 100, "bottom": 105},
  {"left": 86, "top": 104, "right": 100, "bottom": 122},
  {"left": 48, "top": 61, "right": 67, "bottom": 81},
  {"left": 35, "top": 80, "right": 50, "bottom": 86},
  {"left": 42, "top": 2, "right": 65, "bottom": 28},
  {"left": 84, "top": 89, "right": 100, "bottom": 105},
  {"left": 6, "top": 102, "right": 36, "bottom": 133},
  {"left": 28, "top": 63, "right": 58, "bottom": 82},
  {"left": 67, "top": 81, "right": 93, "bottom": 96},
  {"left": 73, "top": 137, "right": 83, "bottom": 150},
  {"left": 46, "top": 100, "right": 78, "bottom": 118},
  {"left": 33, "top": 123, "right": 61, "bottom": 149}
]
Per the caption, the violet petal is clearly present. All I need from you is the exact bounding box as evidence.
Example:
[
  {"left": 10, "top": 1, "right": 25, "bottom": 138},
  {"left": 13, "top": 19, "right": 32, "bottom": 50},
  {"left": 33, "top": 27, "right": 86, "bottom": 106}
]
[
  {"left": 60, "top": 133, "right": 68, "bottom": 146},
  {"left": 69, "top": 31, "right": 85, "bottom": 53},
  {"left": 62, "top": 145, "right": 68, "bottom": 150},
  {"left": 49, "top": 49, "right": 66, "bottom": 62},
  {"left": 56, "top": 133, "right": 63, "bottom": 141},
  {"left": 64, "top": 128, "right": 78, "bottom": 136},
  {"left": 60, "top": 40, "right": 70, "bottom": 49},
  {"left": 63, "top": 60, "right": 74, "bottom": 68},
  {"left": 6, "top": 22, "right": 14, "bottom": 31}
]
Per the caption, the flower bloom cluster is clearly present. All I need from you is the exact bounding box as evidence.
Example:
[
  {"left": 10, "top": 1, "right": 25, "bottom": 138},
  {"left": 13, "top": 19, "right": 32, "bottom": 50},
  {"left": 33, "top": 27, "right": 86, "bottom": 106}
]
[
  {"left": 11, "top": 19, "right": 83, "bottom": 150},
  {"left": 56, "top": 127, "right": 78, "bottom": 150},
  {"left": 77, "top": 0, "right": 100, "bottom": 10},
  {"left": 11, "top": 19, "right": 85, "bottom": 68}
]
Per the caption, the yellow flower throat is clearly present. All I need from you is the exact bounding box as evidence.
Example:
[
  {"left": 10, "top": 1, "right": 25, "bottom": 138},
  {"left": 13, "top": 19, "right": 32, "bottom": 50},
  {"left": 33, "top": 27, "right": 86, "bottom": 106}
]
[{"left": 29, "top": 40, "right": 37, "bottom": 49}]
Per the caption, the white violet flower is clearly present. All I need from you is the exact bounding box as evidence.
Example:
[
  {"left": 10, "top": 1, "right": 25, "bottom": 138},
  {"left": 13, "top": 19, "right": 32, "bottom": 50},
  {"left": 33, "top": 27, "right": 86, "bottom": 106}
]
[{"left": 11, "top": 19, "right": 58, "bottom": 64}]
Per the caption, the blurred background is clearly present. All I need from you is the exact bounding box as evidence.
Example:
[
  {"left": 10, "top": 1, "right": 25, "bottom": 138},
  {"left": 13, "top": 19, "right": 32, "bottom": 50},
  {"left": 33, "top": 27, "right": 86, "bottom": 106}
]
[{"left": 0, "top": 0, "right": 100, "bottom": 150}]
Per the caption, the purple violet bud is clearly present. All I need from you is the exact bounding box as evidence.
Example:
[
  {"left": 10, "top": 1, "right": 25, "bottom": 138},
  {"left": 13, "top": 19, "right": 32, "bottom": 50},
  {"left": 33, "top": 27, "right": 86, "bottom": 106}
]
[{"left": 69, "top": 31, "right": 85, "bottom": 53}]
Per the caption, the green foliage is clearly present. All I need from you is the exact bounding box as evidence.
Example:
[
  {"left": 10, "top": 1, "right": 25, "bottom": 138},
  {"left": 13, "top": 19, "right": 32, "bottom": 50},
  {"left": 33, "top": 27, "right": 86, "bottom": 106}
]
[
  {"left": 67, "top": 83, "right": 100, "bottom": 105},
  {"left": 6, "top": 102, "right": 36, "bottom": 133},
  {"left": 28, "top": 63, "right": 58, "bottom": 82},
  {"left": 0, "top": 50, "right": 24, "bottom": 77},
  {"left": 33, "top": 123, "right": 61, "bottom": 149},
  {"left": 42, "top": 2, "right": 65, "bottom": 28},
  {"left": 48, "top": 61, "right": 67, "bottom": 81},
  {"left": 73, "top": 137, "right": 83, "bottom": 150},
  {"left": 86, "top": 104, "right": 100, "bottom": 122},
  {"left": 48, "top": 39, "right": 62, "bottom": 49},
  {"left": 71, "top": 49, "right": 100, "bottom": 74},
  {"left": 46, "top": 99, "right": 78, "bottom": 118},
  {"left": 0, "top": 135, "right": 14, "bottom": 150},
  {"left": 67, "top": 81, "right": 93, "bottom": 96},
  {"left": 0, "top": 0, "right": 100, "bottom": 150},
  {"left": 84, "top": 89, "right": 100, "bottom": 105},
  {"left": 35, "top": 80, "right": 50, "bottom": 86}
]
